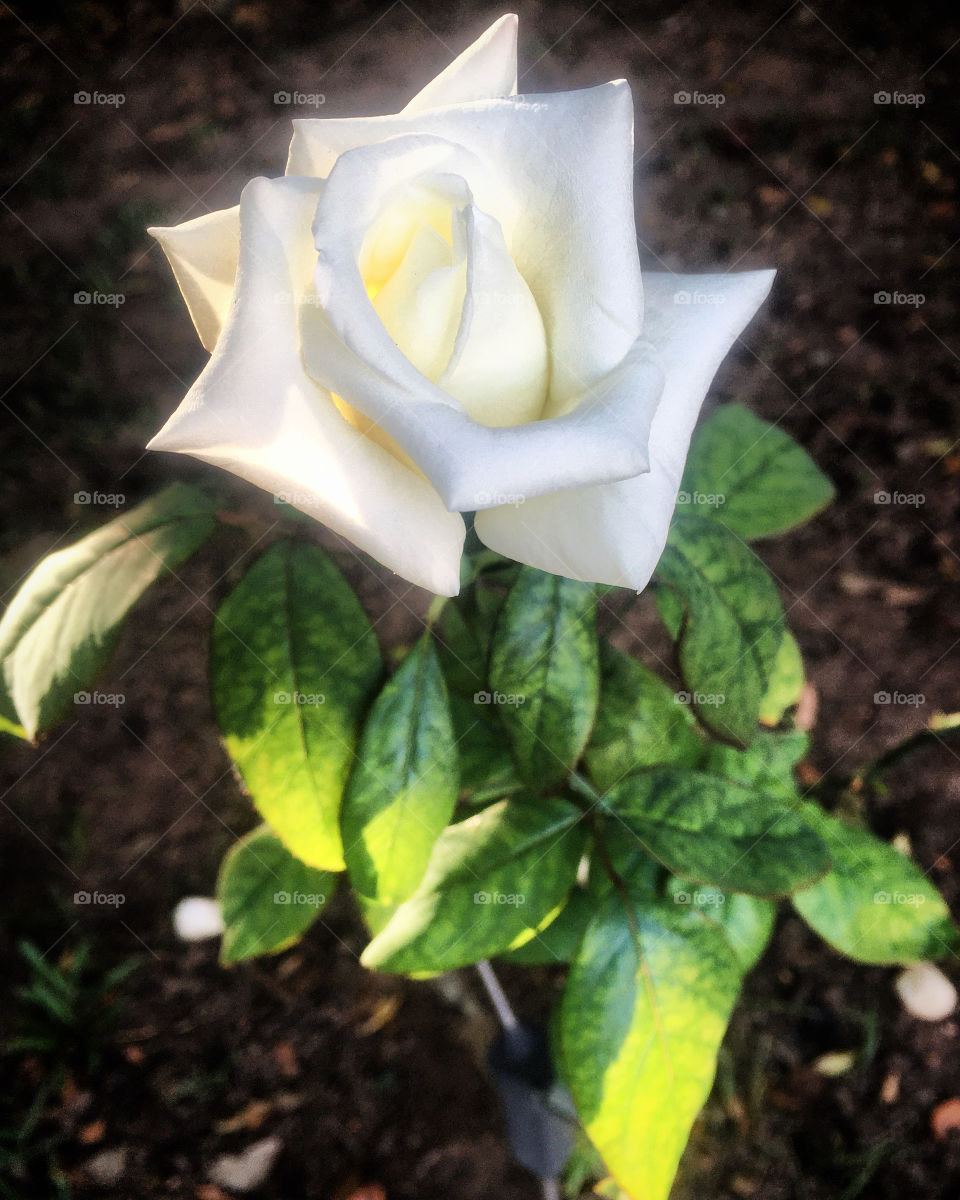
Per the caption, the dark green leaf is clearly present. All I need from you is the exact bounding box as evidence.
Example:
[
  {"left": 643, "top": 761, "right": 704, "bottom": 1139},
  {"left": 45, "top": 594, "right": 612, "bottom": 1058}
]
[
  {"left": 448, "top": 692, "right": 520, "bottom": 801},
  {"left": 663, "top": 874, "right": 776, "bottom": 972},
  {"left": 361, "top": 795, "right": 586, "bottom": 973},
  {"left": 682, "top": 403, "right": 834, "bottom": 538},
  {"left": 499, "top": 884, "right": 595, "bottom": 965},
  {"left": 210, "top": 541, "right": 382, "bottom": 870},
  {"left": 603, "top": 766, "right": 829, "bottom": 897},
  {"left": 792, "top": 805, "right": 960, "bottom": 964},
  {"left": 0, "top": 484, "right": 216, "bottom": 738},
  {"left": 217, "top": 825, "right": 336, "bottom": 963},
  {"left": 704, "top": 728, "right": 808, "bottom": 804},
  {"left": 656, "top": 514, "right": 784, "bottom": 744},
  {"left": 341, "top": 634, "right": 458, "bottom": 905},
  {"left": 585, "top": 642, "right": 702, "bottom": 792},
  {"left": 559, "top": 886, "right": 743, "bottom": 1200},
  {"left": 489, "top": 568, "right": 599, "bottom": 788}
]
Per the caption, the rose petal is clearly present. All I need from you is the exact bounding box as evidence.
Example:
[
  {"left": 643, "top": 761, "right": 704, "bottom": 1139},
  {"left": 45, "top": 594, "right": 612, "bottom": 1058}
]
[
  {"left": 440, "top": 206, "right": 548, "bottom": 427},
  {"left": 148, "top": 175, "right": 465, "bottom": 595},
  {"left": 300, "top": 106, "right": 658, "bottom": 510},
  {"left": 474, "top": 269, "right": 777, "bottom": 588},
  {"left": 287, "top": 81, "right": 643, "bottom": 404},
  {"left": 148, "top": 207, "right": 240, "bottom": 352},
  {"left": 403, "top": 13, "right": 518, "bottom": 112}
]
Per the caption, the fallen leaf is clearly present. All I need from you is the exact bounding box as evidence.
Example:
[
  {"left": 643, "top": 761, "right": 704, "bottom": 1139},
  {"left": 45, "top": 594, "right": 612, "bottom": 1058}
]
[
  {"left": 216, "top": 1099, "right": 273, "bottom": 1135},
  {"left": 79, "top": 1120, "right": 106, "bottom": 1145},
  {"left": 356, "top": 993, "right": 401, "bottom": 1037},
  {"left": 932, "top": 1098, "right": 960, "bottom": 1139},
  {"left": 271, "top": 1042, "right": 298, "bottom": 1078},
  {"left": 881, "top": 1073, "right": 900, "bottom": 1104}
]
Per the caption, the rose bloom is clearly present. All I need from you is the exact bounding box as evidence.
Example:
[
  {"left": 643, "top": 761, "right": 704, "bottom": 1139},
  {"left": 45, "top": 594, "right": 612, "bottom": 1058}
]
[{"left": 148, "top": 14, "right": 773, "bottom": 596}]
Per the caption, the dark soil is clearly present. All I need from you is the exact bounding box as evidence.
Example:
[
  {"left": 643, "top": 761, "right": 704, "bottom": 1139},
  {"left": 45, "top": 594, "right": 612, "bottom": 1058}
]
[{"left": 2, "top": 1, "right": 960, "bottom": 1197}]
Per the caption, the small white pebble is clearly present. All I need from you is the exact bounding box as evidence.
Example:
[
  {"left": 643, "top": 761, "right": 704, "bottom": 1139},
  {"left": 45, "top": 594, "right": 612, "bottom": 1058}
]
[
  {"left": 209, "top": 1137, "right": 282, "bottom": 1192},
  {"left": 173, "top": 896, "right": 224, "bottom": 942},
  {"left": 895, "top": 962, "right": 957, "bottom": 1021}
]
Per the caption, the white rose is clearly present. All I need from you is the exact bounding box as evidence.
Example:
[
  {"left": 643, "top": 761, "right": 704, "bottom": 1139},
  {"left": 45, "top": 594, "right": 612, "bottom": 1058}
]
[{"left": 148, "top": 14, "right": 773, "bottom": 596}]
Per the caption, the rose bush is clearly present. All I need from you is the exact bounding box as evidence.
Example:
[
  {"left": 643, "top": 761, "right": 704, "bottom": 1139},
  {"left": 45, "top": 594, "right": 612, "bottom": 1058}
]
[{"left": 148, "top": 13, "right": 774, "bottom": 596}]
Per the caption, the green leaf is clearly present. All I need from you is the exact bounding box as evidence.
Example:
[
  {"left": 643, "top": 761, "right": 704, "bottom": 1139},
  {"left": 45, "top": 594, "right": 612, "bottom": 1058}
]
[
  {"left": 434, "top": 600, "right": 488, "bottom": 698},
  {"left": 559, "top": 886, "right": 743, "bottom": 1200},
  {"left": 656, "top": 514, "right": 784, "bottom": 745},
  {"left": 759, "top": 627, "right": 805, "bottom": 725},
  {"left": 0, "top": 483, "right": 216, "bottom": 738},
  {"left": 341, "top": 634, "right": 458, "bottom": 905},
  {"left": 489, "top": 568, "right": 599, "bottom": 788},
  {"left": 217, "top": 825, "right": 336, "bottom": 963},
  {"left": 448, "top": 693, "right": 520, "bottom": 801},
  {"left": 792, "top": 805, "right": 960, "bottom": 964},
  {"left": 603, "top": 766, "right": 829, "bottom": 897},
  {"left": 585, "top": 642, "right": 702, "bottom": 792},
  {"left": 704, "top": 728, "right": 808, "bottom": 804},
  {"left": 499, "top": 884, "right": 595, "bottom": 965},
  {"left": 210, "top": 541, "right": 382, "bottom": 871},
  {"left": 663, "top": 875, "right": 776, "bottom": 972},
  {"left": 682, "top": 403, "right": 834, "bottom": 538},
  {"left": 361, "top": 795, "right": 586, "bottom": 973}
]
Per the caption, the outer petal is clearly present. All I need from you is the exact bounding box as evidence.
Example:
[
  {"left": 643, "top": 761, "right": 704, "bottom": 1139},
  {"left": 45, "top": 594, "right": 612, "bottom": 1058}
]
[
  {"left": 287, "top": 82, "right": 643, "bottom": 407},
  {"left": 402, "top": 14, "right": 518, "bottom": 112},
  {"left": 300, "top": 107, "right": 658, "bottom": 511},
  {"left": 148, "top": 175, "right": 465, "bottom": 596},
  {"left": 148, "top": 207, "right": 240, "bottom": 352},
  {"left": 474, "top": 270, "right": 777, "bottom": 588}
]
